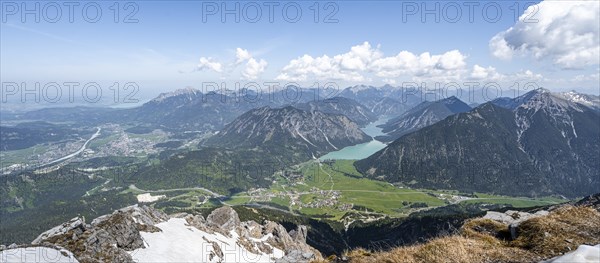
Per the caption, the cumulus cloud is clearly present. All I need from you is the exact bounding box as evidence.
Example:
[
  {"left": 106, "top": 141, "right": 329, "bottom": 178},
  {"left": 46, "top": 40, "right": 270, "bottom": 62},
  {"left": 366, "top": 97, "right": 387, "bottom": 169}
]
[
  {"left": 489, "top": 0, "right": 600, "bottom": 68},
  {"left": 513, "top": 70, "right": 543, "bottom": 81},
  {"left": 197, "top": 57, "right": 223, "bottom": 72},
  {"left": 235, "top": 48, "right": 252, "bottom": 64},
  {"left": 242, "top": 58, "right": 268, "bottom": 80},
  {"left": 233, "top": 48, "right": 268, "bottom": 80},
  {"left": 572, "top": 73, "right": 600, "bottom": 82},
  {"left": 276, "top": 54, "right": 366, "bottom": 82},
  {"left": 276, "top": 42, "right": 381, "bottom": 82},
  {"left": 470, "top": 65, "right": 503, "bottom": 80},
  {"left": 382, "top": 78, "right": 397, "bottom": 85},
  {"left": 467, "top": 64, "right": 545, "bottom": 86},
  {"left": 196, "top": 48, "right": 267, "bottom": 79},
  {"left": 276, "top": 42, "right": 468, "bottom": 82},
  {"left": 370, "top": 50, "right": 467, "bottom": 79}
]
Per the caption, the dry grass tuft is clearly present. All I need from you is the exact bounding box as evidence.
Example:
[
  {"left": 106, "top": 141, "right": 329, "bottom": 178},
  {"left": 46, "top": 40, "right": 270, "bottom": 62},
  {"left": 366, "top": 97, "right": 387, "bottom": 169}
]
[
  {"left": 346, "top": 236, "right": 535, "bottom": 263},
  {"left": 512, "top": 205, "right": 600, "bottom": 258},
  {"left": 461, "top": 218, "right": 510, "bottom": 245},
  {"left": 335, "top": 205, "right": 600, "bottom": 263}
]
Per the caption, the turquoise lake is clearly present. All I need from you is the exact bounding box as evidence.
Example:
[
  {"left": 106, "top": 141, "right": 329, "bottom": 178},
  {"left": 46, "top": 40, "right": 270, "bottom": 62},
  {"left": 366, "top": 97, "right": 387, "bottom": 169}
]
[{"left": 320, "top": 117, "right": 390, "bottom": 160}]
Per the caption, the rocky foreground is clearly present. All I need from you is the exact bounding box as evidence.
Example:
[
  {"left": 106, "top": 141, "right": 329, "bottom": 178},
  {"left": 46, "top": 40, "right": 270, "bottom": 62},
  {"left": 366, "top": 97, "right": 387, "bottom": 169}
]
[
  {"left": 0, "top": 206, "right": 321, "bottom": 263},
  {"left": 327, "top": 194, "right": 600, "bottom": 263}
]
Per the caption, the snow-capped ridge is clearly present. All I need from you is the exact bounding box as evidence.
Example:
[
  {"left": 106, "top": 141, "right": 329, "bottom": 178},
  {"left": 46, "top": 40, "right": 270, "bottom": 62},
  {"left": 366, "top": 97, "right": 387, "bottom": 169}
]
[
  {"left": 517, "top": 88, "right": 584, "bottom": 113},
  {"left": 151, "top": 87, "right": 201, "bottom": 103},
  {"left": 559, "top": 90, "right": 600, "bottom": 110}
]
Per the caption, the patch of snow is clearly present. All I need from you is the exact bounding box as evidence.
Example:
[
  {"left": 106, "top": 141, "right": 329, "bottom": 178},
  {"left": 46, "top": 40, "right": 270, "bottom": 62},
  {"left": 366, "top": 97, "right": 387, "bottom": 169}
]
[
  {"left": 136, "top": 193, "right": 166, "bottom": 203},
  {"left": 0, "top": 247, "right": 79, "bottom": 263},
  {"left": 321, "top": 131, "right": 338, "bottom": 150},
  {"left": 152, "top": 88, "right": 199, "bottom": 102},
  {"left": 348, "top": 85, "right": 373, "bottom": 93},
  {"left": 295, "top": 127, "right": 316, "bottom": 147},
  {"left": 559, "top": 91, "right": 599, "bottom": 108},
  {"left": 515, "top": 113, "right": 530, "bottom": 153},
  {"left": 129, "top": 218, "right": 284, "bottom": 263},
  {"left": 570, "top": 120, "right": 578, "bottom": 138},
  {"left": 542, "top": 244, "right": 600, "bottom": 263}
]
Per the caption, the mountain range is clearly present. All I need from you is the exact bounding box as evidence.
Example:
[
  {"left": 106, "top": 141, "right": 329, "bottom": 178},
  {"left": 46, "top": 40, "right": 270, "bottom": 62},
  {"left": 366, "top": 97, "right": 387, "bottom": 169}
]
[
  {"left": 293, "top": 97, "right": 377, "bottom": 126},
  {"left": 376, "top": 96, "right": 472, "bottom": 142},
  {"left": 337, "top": 85, "right": 419, "bottom": 116},
  {"left": 355, "top": 89, "right": 600, "bottom": 198},
  {"left": 128, "top": 105, "right": 372, "bottom": 195},
  {"left": 205, "top": 106, "right": 371, "bottom": 158}
]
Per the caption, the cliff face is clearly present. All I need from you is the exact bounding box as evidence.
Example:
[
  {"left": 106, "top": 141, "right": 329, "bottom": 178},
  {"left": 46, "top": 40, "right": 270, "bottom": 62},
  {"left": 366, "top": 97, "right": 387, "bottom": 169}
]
[{"left": 4, "top": 205, "right": 321, "bottom": 263}]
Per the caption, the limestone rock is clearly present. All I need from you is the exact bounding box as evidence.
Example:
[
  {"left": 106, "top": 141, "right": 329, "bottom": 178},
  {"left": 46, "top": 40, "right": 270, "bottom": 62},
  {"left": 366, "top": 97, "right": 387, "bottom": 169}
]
[
  {"left": 31, "top": 205, "right": 168, "bottom": 263},
  {"left": 276, "top": 249, "right": 317, "bottom": 263},
  {"left": 483, "top": 210, "right": 548, "bottom": 225},
  {"left": 32, "top": 217, "right": 86, "bottom": 245},
  {"left": 22, "top": 205, "right": 322, "bottom": 262},
  {"left": 206, "top": 206, "right": 241, "bottom": 233},
  {"left": 575, "top": 193, "right": 600, "bottom": 211},
  {"left": 483, "top": 210, "right": 549, "bottom": 239}
]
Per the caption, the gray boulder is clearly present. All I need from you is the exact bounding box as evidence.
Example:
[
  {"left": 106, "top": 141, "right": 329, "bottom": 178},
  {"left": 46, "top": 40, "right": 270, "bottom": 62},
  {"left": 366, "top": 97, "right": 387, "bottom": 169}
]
[
  {"left": 32, "top": 205, "right": 168, "bottom": 262},
  {"left": 483, "top": 210, "right": 549, "bottom": 239},
  {"left": 206, "top": 206, "right": 241, "bottom": 234},
  {"left": 276, "top": 249, "right": 317, "bottom": 263}
]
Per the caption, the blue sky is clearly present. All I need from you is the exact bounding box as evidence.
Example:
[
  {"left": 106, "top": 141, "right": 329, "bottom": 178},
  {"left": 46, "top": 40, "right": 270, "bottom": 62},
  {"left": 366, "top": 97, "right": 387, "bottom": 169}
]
[{"left": 1, "top": 0, "right": 599, "bottom": 101}]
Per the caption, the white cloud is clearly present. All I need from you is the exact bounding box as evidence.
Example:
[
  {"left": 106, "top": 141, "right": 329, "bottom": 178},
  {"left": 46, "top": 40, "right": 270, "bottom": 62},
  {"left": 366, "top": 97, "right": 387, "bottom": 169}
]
[
  {"left": 242, "top": 58, "right": 268, "bottom": 80},
  {"left": 196, "top": 48, "right": 268, "bottom": 79},
  {"left": 338, "top": 42, "right": 382, "bottom": 71},
  {"left": 276, "top": 42, "right": 380, "bottom": 82},
  {"left": 572, "top": 73, "right": 599, "bottom": 82},
  {"left": 382, "top": 78, "right": 397, "bottom": 85},
  {"left": 513, "top": 69, "right": 543, "bottom": 81},
  {"left": 235, "top": 48, "right": 252, "bottom": 64},
  {"left": 235, "top": 48, "right": 268, "bottom": 80},
  {"left": 370, "top": 50, "right": 467, "bottom": 79},
  {"left": 197, "top": 57, "right": 223, "bottom": 72},
  {"left": 467, "top": 65, "right": 545, "bottom": 86},
  {"left": 470, "top": 65, "right": 503, "bottom": 80},
  {"left": 489, "top": 0, "right": 600, "bottom": 69},
  {"left": 276, "top": 42, "right": 468, "bottom": 82},
  {"left": 489, "top": 35, "right": 514, "bottom": 60}
]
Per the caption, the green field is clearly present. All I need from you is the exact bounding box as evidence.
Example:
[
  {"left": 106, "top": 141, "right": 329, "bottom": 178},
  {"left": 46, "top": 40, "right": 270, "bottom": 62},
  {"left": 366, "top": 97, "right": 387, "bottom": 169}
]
[
  {"left": 88, "top": 134, "right": 119, "bottom": 150},
  {"left": 224, "top": 195, "right": 253, "bottom": 206},
  {"left": 120, "top": 159, "right": 569, "bottom": 221},
  {"left": 460, "top": 193, "right": 567, "bottom": 208},
  {"left": 0, "top": 144, "right": 50, "bottom": 167},
  {"left": 126, "top": 132, "right": 166, "bottom": 141},
  {"left": 293, "top": 160, "right": 446, "bottom": 218}
]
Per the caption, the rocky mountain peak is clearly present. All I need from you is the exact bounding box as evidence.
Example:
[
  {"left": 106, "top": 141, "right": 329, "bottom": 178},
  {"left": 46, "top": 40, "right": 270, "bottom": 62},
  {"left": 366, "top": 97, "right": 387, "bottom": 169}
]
[
  {"left": 357, "top": 88, "right": 600, "bottom": 198},
  {"left": 515, "top": 89, "right": 587, "bottom": 126},
  {"left": 442, "top": 95, "right": 459, "bottom": 102},
  {"left": 292, "top": 97, "right": 377, "bottom": 126},
  {"left": 206, "top": 206, "right": 242, "bottom": 232},
  {"left": 559, "top": 90, "right": 600, "bottom": 111},
  {"left": 492, "top": 88, "right": 585, "bottom": 114},
  {"left": 377, "top": 96, "right": 471, "bottom": 142},
  {"left": 206, "top": 106, "right": 371, "bottom": 158},
  {"left": 14, "top": 205, "right": 321, "bottom": 263},
  {"left": 151, "top": 87, "right": 200, "bottom": 103},
  {"left": 348, "top": 84, "right": 375, "bottom": 93}
]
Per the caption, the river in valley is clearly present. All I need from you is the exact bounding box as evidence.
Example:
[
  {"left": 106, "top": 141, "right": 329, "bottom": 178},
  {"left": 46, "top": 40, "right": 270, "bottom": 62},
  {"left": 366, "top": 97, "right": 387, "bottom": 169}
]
[{"left": 320, "top": 117, "right": 390, "bottom": 160}]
